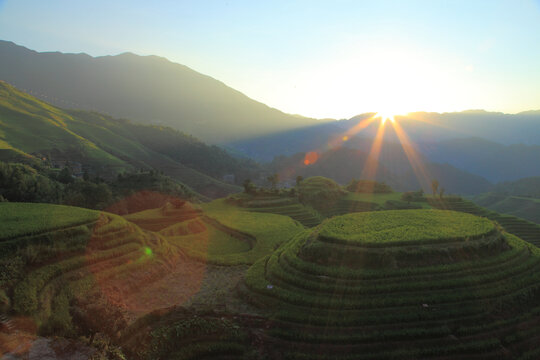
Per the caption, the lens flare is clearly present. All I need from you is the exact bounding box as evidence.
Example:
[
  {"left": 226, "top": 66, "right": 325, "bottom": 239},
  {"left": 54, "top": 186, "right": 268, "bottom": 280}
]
[
  {"left": 360, "top": 119, "right": 387, "bottom": 182},
  {"left": 390, "top": 120, "right": 432, "bottom": 190},
  {"left": 304, "top": 151, "right": 319, "bottom": 165}
]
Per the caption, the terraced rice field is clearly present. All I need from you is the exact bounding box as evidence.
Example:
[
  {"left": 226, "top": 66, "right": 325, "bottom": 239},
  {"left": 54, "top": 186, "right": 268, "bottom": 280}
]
[
  {"left": 6, "top": 200, "right": 540, "bottom": 359},
  {"left": 124, "top": 201, "right": 202, "bottom": 231},
  {"left": 326, "top": 197, "right": 382, "bottom": 217},
  {"left": 228, "top": 191, "right": 424, "bottom": 227},
  {"left": 120, "top": 308, "right": 253, "bottom": 360},
  {"left": 429, "top": 198, "right": 540, "bottom": 248},
  {"left": 123, "top": 199, "right": 304, "bottom": 266},
  {"left": 197, "top": 200, "right": 305, "bottom": 264},
  {"left": 321, "top": 192, "right": 428, "bottom": 218},
  {"left": 0, "top": 203, "right": 179, "bottom": 334},
  {"left": 241, "top": 210, "right": 540, "bottom": 359},
  {"left": 0, "top": 203, "right": 99, "bottom": 234},
  {"left": 229, "top": 195, "right": 322, "bottom": 227}
]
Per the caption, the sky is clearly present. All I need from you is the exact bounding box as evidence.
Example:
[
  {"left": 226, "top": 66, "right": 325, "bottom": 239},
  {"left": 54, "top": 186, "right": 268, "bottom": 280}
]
[{"left": 1, "top": 0, "right": 540, "bottom": 119}]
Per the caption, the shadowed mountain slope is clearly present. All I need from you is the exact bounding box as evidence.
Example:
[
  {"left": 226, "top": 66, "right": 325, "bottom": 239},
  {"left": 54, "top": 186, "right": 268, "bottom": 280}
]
[
  {"left": 0, "top": 81, "right": 243, "bottom": 198},
  {"left": 0, "top": 40, "right": 324, "bottom": 143}
]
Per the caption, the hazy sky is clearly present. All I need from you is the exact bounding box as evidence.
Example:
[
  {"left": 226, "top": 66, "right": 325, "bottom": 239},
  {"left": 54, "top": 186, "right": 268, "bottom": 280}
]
[{"left": 1, "top": 0, "right": 539, "bottom": 119}]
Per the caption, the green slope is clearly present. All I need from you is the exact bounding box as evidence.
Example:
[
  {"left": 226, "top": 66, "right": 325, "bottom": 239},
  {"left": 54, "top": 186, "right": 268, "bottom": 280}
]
[
  {"left": 0, "top": 81, "right": 241, "bottom": 198},
  {"left": 240, "top": 210, "right": 540, "bottom": 359},
  {"left": 472, "top": 193, "right": 540, "bottom": 224},
  {"left": 0, "top": 81, "right": 127, "bottom": 169}
]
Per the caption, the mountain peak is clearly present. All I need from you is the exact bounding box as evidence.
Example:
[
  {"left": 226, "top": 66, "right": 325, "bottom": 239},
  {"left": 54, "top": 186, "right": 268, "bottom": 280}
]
[{"left": 0, "top": 40, "right": 321, "bottom": 143}]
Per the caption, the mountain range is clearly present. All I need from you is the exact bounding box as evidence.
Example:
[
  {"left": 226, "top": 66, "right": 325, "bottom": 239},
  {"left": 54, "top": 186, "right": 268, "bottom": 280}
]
[
  {"left": 1, "top": 39, "right": 539, "bottom": 193},
  {"left": 230, "top": 113, "right": 540, "bottom": 183},
  {"left": 0, "top": 40, "right": 323, "bottom": 144}
]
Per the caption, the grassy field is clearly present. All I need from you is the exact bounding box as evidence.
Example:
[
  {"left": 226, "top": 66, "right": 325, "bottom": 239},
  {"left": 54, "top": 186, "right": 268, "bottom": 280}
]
[
  {"left": 0, "top": 202, "right": 99, "bottom": 240},
  {"left": 167, "top": 226, "right": 251, "bottom": 258},
  {"left": 341, "top": 191, "right": 402, "bottom": 205},
  {"left": 196, "top": 199, "right": 305, "bottom": 264},
  {"left": 319, "top": 209, "right": 495, "bottom": 246}
]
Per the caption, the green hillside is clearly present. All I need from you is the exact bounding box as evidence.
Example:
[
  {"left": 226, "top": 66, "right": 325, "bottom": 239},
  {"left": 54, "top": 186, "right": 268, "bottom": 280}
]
[
  {"left": 0, "top": 81, "right": 126, "bottom": 169},
  {"left": 472, "top": 193, "right": 540, "bottom": 224},
  {"left": 0, "top": 81, "right": 242, "bottom": 198},
  {"left": 3, "top": 197, "right": 540, "bottom": 359},
  {"left": 0, "top": 203, "right": 181, "bottom": 336},
  {"left": 241, "top": 210, "right": 540, "bottom": 359},
  {"left": 470, "top": 177, "right": 540, "bottom": 224}
]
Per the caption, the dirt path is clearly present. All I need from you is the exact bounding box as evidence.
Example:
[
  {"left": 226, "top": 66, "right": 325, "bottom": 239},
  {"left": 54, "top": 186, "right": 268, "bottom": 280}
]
[{"left": 112, "top": 257, "right": 254, "bottom": 322}]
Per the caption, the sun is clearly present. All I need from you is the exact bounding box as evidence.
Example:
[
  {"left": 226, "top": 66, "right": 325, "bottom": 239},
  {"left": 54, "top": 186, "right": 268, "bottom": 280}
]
[
  {"left": 375, "top": 111, "right": 396, "bottom": 124},
  {"left": 375, "top": 109, "right": 409, "bottom": 124}
]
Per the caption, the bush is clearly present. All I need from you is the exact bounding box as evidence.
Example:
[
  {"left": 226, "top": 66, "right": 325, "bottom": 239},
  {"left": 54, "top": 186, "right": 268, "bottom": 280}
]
[
  {"left": 0, "top": 256, "right": 24, "bottom": 287},
  {"left": 346, "top": 179, "right": 393, "bottom": 193},
  {"left": 298, "top": 176, "right": 346, "bottom": 214}
]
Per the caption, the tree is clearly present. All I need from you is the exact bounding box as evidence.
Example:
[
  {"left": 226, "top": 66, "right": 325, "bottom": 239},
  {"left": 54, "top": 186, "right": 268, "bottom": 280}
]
[
  {"left": 267, "top": 173, "right": 279, "bottom": 190},
  {"left": 439, "top": 187, "right": 445, "bottom": 199},
  {"left": 401, "top": 192, "right": 414, "bottom": 204},
  {"left": 71, "top": 293, "right": 127, "bottom": 345},
  {"left": 242, "top": 179, "right": 255, "bottom": 194},
  {"left": 431, "top": 179, "right": 439, "bottom": 196},
  {"left": 296, "top": 175, "right": 304, "bottom": 186},
  {"left": 57, "top": 167, "right": 74, "bottom": 184}
]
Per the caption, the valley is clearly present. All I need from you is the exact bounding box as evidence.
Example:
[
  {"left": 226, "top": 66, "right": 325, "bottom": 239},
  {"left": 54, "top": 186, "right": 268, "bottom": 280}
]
[
  {"left": 1, "top": 79, "right": 539, "bottom": 359},
  {"left": 1, "top": 6, "right": 540, "bottom": 357},
  {"left": 2, "top": 176, "right": 540, "bottom": 359}
]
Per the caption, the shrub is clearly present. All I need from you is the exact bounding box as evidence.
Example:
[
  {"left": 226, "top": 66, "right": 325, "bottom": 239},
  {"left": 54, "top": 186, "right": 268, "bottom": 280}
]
[
  {"left": 346, "top": 179, "right": 393, "bottom": 193},
  {"left": 298, "top": 176, "right": 346, "bottom": 214}
]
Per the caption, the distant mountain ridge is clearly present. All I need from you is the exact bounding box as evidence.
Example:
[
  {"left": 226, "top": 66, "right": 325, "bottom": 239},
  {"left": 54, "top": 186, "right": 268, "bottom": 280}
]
[
  {"left": 230, "top": 112, "right": 540, "bottom": 182},
  {"left": 268, "top": 145, "right": 492, "bottom": 195},
  {"left": 490, "top": 177, "right": 540, "bottom": 198},
  {"left": 0, "top": 40, "right": 324, "bottom": 143},
  {"left": 230, "top": 109, "right": 540, "bottom": 160},
  {"left": 418, "top": 138, "right": 540, "bottom": 183},
  {"left": 1, "top": 40, "right": 539, "bottom": 186},
  {"left": 472, "top": 177, "right": 540, "bottom": 224}
]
